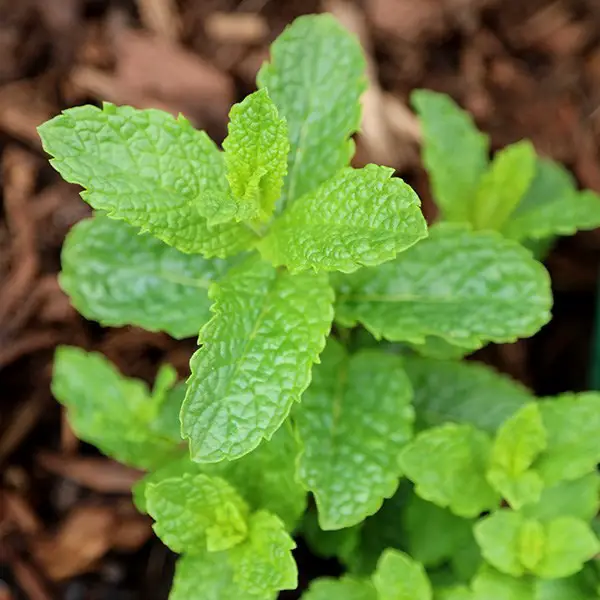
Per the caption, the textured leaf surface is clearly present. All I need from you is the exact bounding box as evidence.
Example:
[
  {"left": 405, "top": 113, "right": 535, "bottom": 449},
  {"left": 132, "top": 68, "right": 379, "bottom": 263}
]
[
  {"left": 503, "top": 158, "right": 600, "bottom": 241},
  {"left": 399, "top": 423, "right": 499, "bottom": 517},
  {"left": 146, "top": 473, "right": 249, "bottom": 553},
  {"left": 335, "top": 225, "right": 552, "bottom": 348},
  {"left": 295, "top": 340, "right": 414, "bottom": 529},
  {"left": 403, "top": 356, "right": 533, "bottom": 434},
  {"left": 472, "top": 141, "right": 536, "bottom": 230},
  {"left": 60, "top": 214, "right": 231, "bottom": 338},
  {"left": 258, "top": 165, "right": 427, "bottom": 273},
  {"left": 257, "top": 14, "right": 366, "bottom": 208},
  {"left": 182, "top": 255, "right": 333, "bottom": 462},
  {"left": 403, "top": 495, "right": 474, "bottom": 568},
  {"left": 52, "top": 347, "right": 179, "bottom": 469},
  {"left": 38, "top": 103, "right": 256, "bottom": 256},
  {"left": 373, "top": 549, "right": 432, "bottom": 600},
  {"left": 487, "top": 404, "right": 547, "bottom": 509},
  {"left": 411, "top": 89, "right": 489, "bottom": 222},
  {"left": 536, "top": 393, "right": 600, "bottom": 485},
  {"left": 170, "top": 552, "right": 271, "bottom": 600},
  {"left": 223, "top": 89, "right": 288, "bottom": 219},
  {"left": 302, "top": 576, "right": 376, "bottom": 600}
]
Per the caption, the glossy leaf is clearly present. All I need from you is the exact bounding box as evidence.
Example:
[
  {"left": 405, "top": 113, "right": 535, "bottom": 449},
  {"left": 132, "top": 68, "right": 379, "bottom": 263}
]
[
  {"left": 60, "top": 214, "right": 232, "bottom": 338},
  {"left": 335, "top": 224, "right": 552, "bottom": 349},
  {"left": 257, "top": 14, "right": 366, "bottom": 209},
  {"left": 259, "top": 164, "right": 427, "bottom": 273},
  {"left": 38, "top": 103, "right": 256, "bottom": 256},
  {"left": 223, "top": 89, "right": 288, "bottom": 219},
  {"left": 295, "top": 340, "right": 414, "bottom": 529},
  {"left": 411, "top": 89, "right": 489, "bottom": 222},
  {"left": 52, "top": 347, "right": 179, "bottom": 470},
  {"left": 373, "top": 549, "right": 432, "bottom": 600},
  {"left": 182, "top": 255, "right": 333, "bottom": 462},
  {"left": 472, "top": 141, "right": 536, "bottom": 230},
  {"left": 399, "top": 423, "right": 499, "bottom": 518},
  {"left": 301, "top": 576, "right": 377, "bottom": 600}
]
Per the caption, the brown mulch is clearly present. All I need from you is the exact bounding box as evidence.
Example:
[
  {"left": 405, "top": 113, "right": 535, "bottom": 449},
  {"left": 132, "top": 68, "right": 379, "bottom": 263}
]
[{"left": 1, "top": 0, "right": 600, "bottom": 598}]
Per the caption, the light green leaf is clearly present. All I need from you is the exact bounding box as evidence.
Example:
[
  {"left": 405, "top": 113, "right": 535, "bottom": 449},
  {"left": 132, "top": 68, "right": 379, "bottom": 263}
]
[
  {"left": 403, "top": 356, "right": 533, "bottom": 434},
  {"left": 536, "top": 393, "right": 600, "bottom": 485},
  {"left": 170, "top": 552, "right": 271, "bottom": 600},
  {"left": 182, "top": 255, "right": 333, "bottom": 462},
  {"left": 471, "top": 566, "right": 533, "bottom": 600},
  {"left": 535, "top": 569, "right": 600, "bottom": 600},
  {"left": 472, "top": 140, "right": 536, "bottom": 230},
  {"left": 52, "top": 346, "right": 179, "bottom": 470},
  {"left": 60, "top": 214, "right": 232, "bottom": 338},
  {"left": 146, "top": 473, "right": 249, "bottom": 553},
  {"left": 257, "top": 14, "right": 366, "bottom": 209},
  {"left": 38, "top": 103, "right": 256, "bottom": 256},
  {"left": 295, "top": 340, "right": 414, "bottom": 529},
  {"left": 503, "top": 157, "right": 600, "bottom": 241},
  {"left": 399, "top": 423, "right": 499, "bottom": 518},
  {"left": 229, "top": 511, "right": 297, "bottom": 594},
  {"left": 434, "top": 587, "right": 474, "bottom": 600},
  {"left": 258, "top": 164, "right": 427, "bottom": 273},
  {"left": 411, "top": 89, "right": 489, "bottom": 222},
  {"left": 302, "top": 576, "right": 377, "bottom": 600},
  {"left": 521, "top": 473, "right": 600, "bottom": 522},
  {"left": 403, "top": 495, "right": 475, "bottom": 568},
  {"left": 335, "top": 224, "right": 552, "bottom": 349},
  {"left": 487, "top": 404, "right": 547, "bottom": 509},
  {"left": 223, "top": 89, "right": 288, "bottom": 220},
  {"left": 373, "top": 549, "right": 432, "bottom": 600},
  {"left": 135, "top": 424, "right": 306, "bottom": 530}
]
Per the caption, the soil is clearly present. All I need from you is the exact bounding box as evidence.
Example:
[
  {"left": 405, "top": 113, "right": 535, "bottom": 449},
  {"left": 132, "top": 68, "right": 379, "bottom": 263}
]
[{"left": 1, "top": 0, "right": 600, "bottom": 598}]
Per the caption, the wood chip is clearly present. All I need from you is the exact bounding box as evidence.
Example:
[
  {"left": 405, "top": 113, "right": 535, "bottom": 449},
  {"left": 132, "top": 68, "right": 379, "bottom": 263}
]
[
  {"left": 136, "top": 0, "right": 180, "bottom": 42},
  {"left": 206, "top": 12, "right": 268, "bottom": 44}
]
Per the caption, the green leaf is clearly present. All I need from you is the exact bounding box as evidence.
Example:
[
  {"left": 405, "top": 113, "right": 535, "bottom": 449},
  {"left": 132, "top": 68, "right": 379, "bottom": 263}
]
[
  {"left": 536, "top": 393, "right": 600, "bottom": 485},
  {"left": 471, "top": 566, "right": 533, "bottom": 600},
  {"left": 521, "top": 473, "right": 600, "bottom": 522},
  {"left": 403, "top": 495, "right": 475, "bottom": 568},
  {"left": 535, "top": 569, "right": 600, "bottom": 600},
  {"left": 472, "top": 141, "right": 536, "bottom": 230},
  {"left": 170, "top": 552, "right": 271, "bottom": 600},
  {"left": 135, "top": 424, "right": 306, "bottom": 530},
  {"left": 182, "top": 255, "right": 333, "bottom": 462},
  {"left": 335, "top": 224, "right": 552, "bottom": 349},
  {"left": 503, "top": 158, "right": 600, "bottom": 241},
  {"left": 434, "top": 587, "right": 474, "bottom": 600},
  {"left": 487, "top": 404, "right": 547, "bottom": 509},
  {"left": 223, "top": 89, "right": 289, "bottom": 220},
  {"left": 229, "top": 511, "right": 297, "bottom": 594},
  {"left": 38, "top": 103, "right": 256, "bottom": 256},
  {"left": 302, "top": 576, "right": 377, "bottom": 600},
  {"left": 399, "top": 423, "right": 499, "bottom": 518},
  {"left": 373, "top": 549, "right": 432, "bottom": 600},
  {"left": 403, "top": 356, "right": 533, "bottom": 434},
  {"left": 301, "top": 509, "right": 361, "bottom": 562},
  {"left": 257, "top": 14, "right": 366, "bottom": 209},
  {"left": 60, "top": 214, "right": 232, "bottom": 338},
  {"left": 52, "top": 346, "right": 179, "bottom": 470},
  {"left": 295, "top": 340, "right": 414, "bottom": 529},
  {"left": 258, "top": 164, "right": 427, "bottom": 273},
  {"left": 146, "top": 473, "right": 249, "bottom": 553},
  {"left": 411, "top": 89, "right": 489, "bottom": 222}
]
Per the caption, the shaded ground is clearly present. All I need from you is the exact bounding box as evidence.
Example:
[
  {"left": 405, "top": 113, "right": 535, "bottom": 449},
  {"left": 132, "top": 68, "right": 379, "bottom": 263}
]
[{"left": 1, "top": 0, "right": 600, "bottom": 598}]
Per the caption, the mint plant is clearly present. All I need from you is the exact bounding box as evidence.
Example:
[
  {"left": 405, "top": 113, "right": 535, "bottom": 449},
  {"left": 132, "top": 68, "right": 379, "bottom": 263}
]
[{"left": 38, "top": 12, "right": 600, "bottom": 600}]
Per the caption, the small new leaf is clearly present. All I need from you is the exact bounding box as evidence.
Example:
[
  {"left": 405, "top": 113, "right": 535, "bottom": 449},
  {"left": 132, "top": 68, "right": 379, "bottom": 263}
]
[
  {"left": 223, "top": 89, "right": 289, "bottom": 219},
  {"left": 259, "top": 165, "right": 427, "bottom": 273},
  {"left": 411, "top": 89, "right": 489, "bottom": 222},
  {"left": 182, "top": 255, "right": 333, "bottom": 462},
  {"left": 146, "top": 473, "right": 249, "bottom": 554},
  {"left": 60, "top": 214, "right": 232, "bottom": 338},
  {"left": 295, "top": 340, "right": 414, "bottom": 529},
  {"left": 472, "top": 141, "right": 536, "bottom": 231},
  {"left": 487, "top": 404, "right": 547, "bottom": 509},
  {"left": 257, "top": 14, "right": 366, "bottom": 208},
  {"left": 52, "top": 347, "right": 179, "bottom": 470},
  {"left": 335, "top": 224, "right": 552, "bottom": 349},
  {"left": 373, "top": 549, "right": 432, "bottom": 600},
  {"left": 38, "top": 103, "right": 256, "bottom": 256},
  {"left": 399, "top": 423, "right": 499, "bottom": 518}
]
